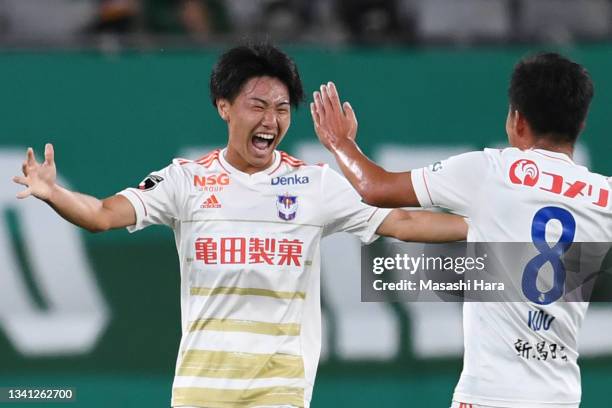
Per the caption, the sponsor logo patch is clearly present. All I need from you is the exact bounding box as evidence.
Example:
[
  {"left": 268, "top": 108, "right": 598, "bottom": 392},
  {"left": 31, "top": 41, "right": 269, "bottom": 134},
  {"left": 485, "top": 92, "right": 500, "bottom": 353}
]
[
  {"left": 509, "top": 159, "right": 609, "bottom": 208},
  {"left": 271, "top": 174, "right": 309, "bottom": 186},
  {"left": 194, "top": 173, "right": 230, "bottom": 192},
  {"left": 509, "top": 159, "right": 540, "bottom": 186},
  {"left": 201, "top": 194, "right": 222, "bottom": 209},
  {"left": 194, "top": 236, "right": 304, "bottom": 267},
  {"left": 138, "top": 174, "right": 164, "bottom": 191}
]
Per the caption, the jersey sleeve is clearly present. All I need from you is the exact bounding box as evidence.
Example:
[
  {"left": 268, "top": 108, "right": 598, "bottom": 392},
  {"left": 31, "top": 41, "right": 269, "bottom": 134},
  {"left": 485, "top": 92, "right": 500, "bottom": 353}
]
[
  {"left": 117, "top": 163, "right": 184, "bottom": 232},
  {"left": 411, "top": 150, "right": 493, "bottom": 217},
  {"left": 320, "top": 166, "right": 392, "bottom": 244}
]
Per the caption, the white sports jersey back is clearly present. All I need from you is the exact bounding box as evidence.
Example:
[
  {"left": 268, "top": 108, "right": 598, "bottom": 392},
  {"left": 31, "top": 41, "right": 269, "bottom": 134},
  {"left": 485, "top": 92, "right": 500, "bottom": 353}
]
[
  {"left": 118, "top": 148, "right": 390, "bottom": 408},
  {"left": 412, "top": 147, "right": 612, "bottom": 408}
]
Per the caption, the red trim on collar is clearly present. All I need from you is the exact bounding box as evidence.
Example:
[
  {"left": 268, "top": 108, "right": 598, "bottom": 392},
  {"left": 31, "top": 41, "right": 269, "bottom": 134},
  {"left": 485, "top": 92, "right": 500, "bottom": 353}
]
[
  {"left": 532, "top": 150, "right": 573, "bottom": 164},
  {"left": 196, "top": 149, "right": 221, "bottom": 168},
  {"left": 279, "top": 151, "right": 306, "bottom": 167}
]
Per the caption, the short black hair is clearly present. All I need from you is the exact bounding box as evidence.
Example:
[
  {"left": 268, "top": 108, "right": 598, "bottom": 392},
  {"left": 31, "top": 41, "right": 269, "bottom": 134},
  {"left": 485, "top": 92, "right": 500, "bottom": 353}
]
[
  {"left": 210, "top": 43, "right": 304, "bottom": 108},
  {"left": 509, "top": 52, "right": 594, "bottom": 144}
]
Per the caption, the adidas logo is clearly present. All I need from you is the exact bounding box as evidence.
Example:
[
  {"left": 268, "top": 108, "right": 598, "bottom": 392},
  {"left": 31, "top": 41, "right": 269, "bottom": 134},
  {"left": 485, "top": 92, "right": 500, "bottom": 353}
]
[{"left": 201, "top": 194, "right": 221, "bottom": 208}]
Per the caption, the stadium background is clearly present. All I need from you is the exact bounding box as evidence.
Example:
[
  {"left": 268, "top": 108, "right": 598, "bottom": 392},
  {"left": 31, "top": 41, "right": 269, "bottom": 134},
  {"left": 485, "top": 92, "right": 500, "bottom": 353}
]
[{"left": 2, "top": 2, "right": 612, "bottom": 407}]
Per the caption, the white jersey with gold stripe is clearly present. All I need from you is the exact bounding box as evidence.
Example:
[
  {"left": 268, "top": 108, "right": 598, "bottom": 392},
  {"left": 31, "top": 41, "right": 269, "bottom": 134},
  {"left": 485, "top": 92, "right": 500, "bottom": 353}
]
[
  {"left": 412, "top": 147, "right": 612, "bottom": 408},
  {"left": 118, "top": 148, "right": 390, "bottom": 408}
]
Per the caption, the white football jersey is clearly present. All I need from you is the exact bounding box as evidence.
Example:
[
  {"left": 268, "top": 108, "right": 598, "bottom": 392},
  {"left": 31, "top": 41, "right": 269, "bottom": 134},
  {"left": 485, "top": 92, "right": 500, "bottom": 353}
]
[
  {"left": 412, "top": 148, "right": 612, "bottom": 408},
  {"left": 118, "top": 148, "right": 390, "bottom": 408}
]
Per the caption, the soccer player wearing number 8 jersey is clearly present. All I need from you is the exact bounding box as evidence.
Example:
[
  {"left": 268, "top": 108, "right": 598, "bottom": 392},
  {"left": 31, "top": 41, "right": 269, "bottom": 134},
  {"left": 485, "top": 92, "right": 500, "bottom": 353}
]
[{"left": 312, "top": 53, "right": 612, "bottom": 407}]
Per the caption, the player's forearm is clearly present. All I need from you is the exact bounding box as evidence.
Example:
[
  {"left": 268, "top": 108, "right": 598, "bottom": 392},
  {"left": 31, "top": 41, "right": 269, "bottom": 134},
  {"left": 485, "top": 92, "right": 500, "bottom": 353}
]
[
  {"left": 330, "top": 138, "right": 387, "bottom": 203},
  {"left": 398, "top": 211, "right": 467, "bottom": 243},
  {"left": 378, "top": 209, "right": 467, "bottom": 242},
  {"left": 331, "top": 138, "right": 418, "bottom": 208},
  {"left": 45, "top": 185, "right": 113, "bottom": 232}
]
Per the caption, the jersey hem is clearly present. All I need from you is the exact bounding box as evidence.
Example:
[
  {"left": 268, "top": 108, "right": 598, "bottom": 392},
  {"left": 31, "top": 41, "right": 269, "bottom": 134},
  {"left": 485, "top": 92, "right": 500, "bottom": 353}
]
[
  {"left": 453, "top": 392, "right": 580, "bottom": 408},
  {"left": 362, "top": 208, "right": 392, "bottom": 244}
]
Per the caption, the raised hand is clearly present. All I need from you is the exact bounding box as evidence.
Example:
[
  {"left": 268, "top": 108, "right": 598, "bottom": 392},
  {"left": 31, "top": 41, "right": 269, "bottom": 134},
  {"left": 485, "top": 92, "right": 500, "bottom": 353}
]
[
  {"left": 13, "top": 143, "right": 58, "bottom": 200},
  {"left": 310, "top": 82, "right": 358, "bottom": 152}
]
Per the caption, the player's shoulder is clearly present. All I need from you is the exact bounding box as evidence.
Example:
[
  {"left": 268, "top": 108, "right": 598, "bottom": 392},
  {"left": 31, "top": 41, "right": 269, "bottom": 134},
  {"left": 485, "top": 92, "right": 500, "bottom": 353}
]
[
  {"left": 277, "top": 150, "right": 306, "bottom": 166},
  {"left": 484, "top": 147, "right": 531, "bottom": 170},
  {"left": 443, "top": 148, "right": 500, "bottom": 162},
  {"left": 482, "top": 147, "right": 518, "bottom": 162},
  {"left": 433, "top": 148, "right": 499, "bottom": 173},
  {"left": 483, "top": 147, "right": 506, "bottom": 156},
  {"left": 170, "top": 149, "right": 223, "bottom": 173},
  {"left": 276, "top": 150, "right": 326, "bottom": 173},
  {"left": 172, "top": 148, "right": 221, "bottom": 168}
]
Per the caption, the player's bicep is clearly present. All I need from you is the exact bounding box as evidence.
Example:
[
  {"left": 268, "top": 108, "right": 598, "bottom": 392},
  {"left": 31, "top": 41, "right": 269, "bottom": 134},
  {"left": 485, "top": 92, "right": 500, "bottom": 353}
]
[{"left": 100, "top": 194, "right": 137, "bottom": 230}]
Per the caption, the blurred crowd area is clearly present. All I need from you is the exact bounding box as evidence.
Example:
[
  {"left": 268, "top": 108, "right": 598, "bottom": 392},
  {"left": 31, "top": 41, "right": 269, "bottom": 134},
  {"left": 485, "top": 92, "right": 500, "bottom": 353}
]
[{"left": 1, "top": 0, "right": 612, "bottom": 47}]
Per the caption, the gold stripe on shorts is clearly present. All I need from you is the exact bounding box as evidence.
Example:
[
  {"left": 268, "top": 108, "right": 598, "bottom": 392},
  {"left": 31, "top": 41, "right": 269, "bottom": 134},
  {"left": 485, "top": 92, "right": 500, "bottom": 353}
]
[
  {"left": 173, "top": 386, "right": 304, "bottom": 408},
  {"left": 189, "top": 318, "right": 301, "bottom": 336},
  {"left": 178, "top": 350, "right": 304, "bottom": 379}
]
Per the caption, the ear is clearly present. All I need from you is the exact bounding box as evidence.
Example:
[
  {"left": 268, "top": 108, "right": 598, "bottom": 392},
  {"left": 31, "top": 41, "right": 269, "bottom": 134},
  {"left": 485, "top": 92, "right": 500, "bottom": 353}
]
[
  {"left": 216, "top": 99, "right": 230, "bottom": 122},
  {"left": 514, "top": 110, "right": 538, "bottom": 149},
  {"left": 512, "top": 110, "right": 525, "bottom": 135}
]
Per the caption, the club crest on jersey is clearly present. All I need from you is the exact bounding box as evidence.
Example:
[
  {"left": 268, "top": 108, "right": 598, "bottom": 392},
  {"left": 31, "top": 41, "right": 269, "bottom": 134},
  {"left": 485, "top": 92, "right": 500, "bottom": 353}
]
[
  {"left": 276, "top": 193, "right": 298, "bottom": 221},
  {"left": 509, "top": 159, "right": 540, "bottom": 186},
  {"left": 138, "top": 174, "right": 164, "bottom": 191}
]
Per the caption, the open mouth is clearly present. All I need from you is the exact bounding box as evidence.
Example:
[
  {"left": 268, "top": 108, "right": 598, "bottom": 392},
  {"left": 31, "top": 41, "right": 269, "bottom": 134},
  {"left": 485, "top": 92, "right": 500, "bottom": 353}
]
[{"left": 251, "top": 132, "right": 275, "bottom": 153}]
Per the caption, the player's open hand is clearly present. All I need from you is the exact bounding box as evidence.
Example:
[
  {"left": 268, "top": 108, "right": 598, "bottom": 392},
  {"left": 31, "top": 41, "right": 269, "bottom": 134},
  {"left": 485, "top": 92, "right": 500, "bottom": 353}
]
[
  {"left": 12, "top": 143, "right": 57, "bottom": 200},
  {"left": 310, "top": 82, "right": 358, "bottom": 152}
]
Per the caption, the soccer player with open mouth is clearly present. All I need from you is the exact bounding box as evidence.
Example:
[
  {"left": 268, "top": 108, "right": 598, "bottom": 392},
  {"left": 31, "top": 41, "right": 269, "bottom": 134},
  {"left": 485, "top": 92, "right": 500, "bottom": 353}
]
[{"left": 13, "top": 43, "right": 467, "bottom": 408}]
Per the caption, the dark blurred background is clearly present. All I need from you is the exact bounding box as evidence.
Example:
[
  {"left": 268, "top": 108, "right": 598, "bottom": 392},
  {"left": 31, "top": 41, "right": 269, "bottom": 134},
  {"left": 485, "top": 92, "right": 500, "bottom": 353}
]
[{"left": 0, "top": 0, "right": 611, "bottom": 47}]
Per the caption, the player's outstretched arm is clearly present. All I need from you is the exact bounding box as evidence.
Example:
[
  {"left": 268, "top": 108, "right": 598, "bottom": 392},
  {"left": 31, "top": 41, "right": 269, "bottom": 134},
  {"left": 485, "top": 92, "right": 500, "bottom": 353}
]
[
  {"left": 311, "top": 82, "right": 419, "bottom": 208},
  {"left": 12, "top": 144, "right": 136, "bottom": 232},
  {"left": 376, "top": 209, "right": 467, "bottom": 243}
]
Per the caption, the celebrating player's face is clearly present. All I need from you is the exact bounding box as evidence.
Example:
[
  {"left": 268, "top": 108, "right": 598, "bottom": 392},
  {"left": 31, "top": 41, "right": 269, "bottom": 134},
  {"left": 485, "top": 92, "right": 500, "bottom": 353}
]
[{"left": 218, "top": 76, "right": 291, "bottom": 173}]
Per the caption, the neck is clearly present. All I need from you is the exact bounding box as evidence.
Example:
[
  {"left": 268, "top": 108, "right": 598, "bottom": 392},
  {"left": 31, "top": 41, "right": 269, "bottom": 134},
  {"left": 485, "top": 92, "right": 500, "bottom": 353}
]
[
  {"left": 530, "top": 139, "right": 574, "bottom": 159},
  {"left": 224, "top": 147, "right": 274, "bottom": 175}
]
